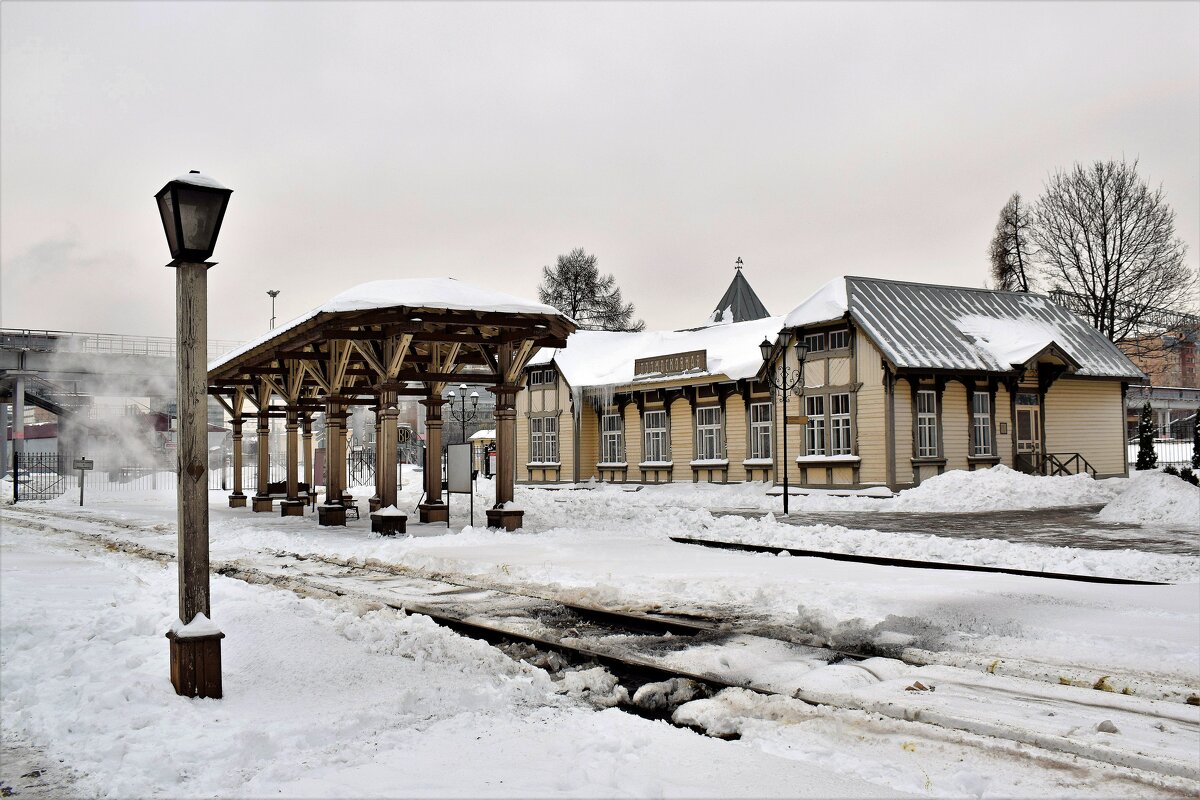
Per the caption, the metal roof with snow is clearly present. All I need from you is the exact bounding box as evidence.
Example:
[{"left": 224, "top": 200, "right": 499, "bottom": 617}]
[{"left": 843, "top": 277, "right": 1145, "bottom": 379}]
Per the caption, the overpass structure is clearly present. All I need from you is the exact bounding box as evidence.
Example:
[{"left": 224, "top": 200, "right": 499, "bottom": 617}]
[{"left": 1, "top": 328, "right": 241, "bottom": 473}]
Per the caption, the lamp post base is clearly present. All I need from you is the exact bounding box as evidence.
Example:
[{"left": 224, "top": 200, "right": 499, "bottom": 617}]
[
  {"left": 167, "top": 630, "right": 224, "bottom": 699},
  {"left": 418, "top": 502, "right": 448, "bottom": 524},
  {"left": 486, "top": 507, "right": 523, "bottom": 532},
  {"left": 228, "top": 493, "right": 247, "bottom": 508}
]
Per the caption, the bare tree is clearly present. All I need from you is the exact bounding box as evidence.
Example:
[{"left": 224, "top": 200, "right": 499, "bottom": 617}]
[
  {"left": 988, "top": 193, "right": 1036, "bottom": 292},
  {"left": 1031, "top": 159, "right": 1196, "bottom": 345},
  {"left": 538, "top": 248, "right": 645, "bottom": 331}
]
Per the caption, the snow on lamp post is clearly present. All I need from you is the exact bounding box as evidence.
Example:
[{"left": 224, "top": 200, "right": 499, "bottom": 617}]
[
  {"left": 155, "top": 170, "right": 232, "bottom": 699},
  {"left": 761, "top": 334, "right": 807, "bottom": 515}
]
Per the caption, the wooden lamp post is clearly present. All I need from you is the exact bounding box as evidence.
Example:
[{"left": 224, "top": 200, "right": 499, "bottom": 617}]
[{"left": 155, "top": 170, "right": 232, "bottom": 699}]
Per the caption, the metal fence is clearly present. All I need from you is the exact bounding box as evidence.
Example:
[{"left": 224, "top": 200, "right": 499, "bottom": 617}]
[{"left": 1127, "top": 440, "right": 1196, "bottom": 469}]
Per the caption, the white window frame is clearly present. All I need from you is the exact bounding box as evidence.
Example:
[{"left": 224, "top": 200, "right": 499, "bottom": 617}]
[
  {"left": 643, "top": 410, "right": 668, "bottom": 462},
  {"left": 830, "top": 392, "right": 852, "bottom": 455},
  {"left": 695, "top": 406, "right": 723, "bottom": 460},
  {"left": 543, "top": 416, "right": 558, "bottom": 462},
  {"left": 972, "top": 392, "right": 992, "bottom": 457},
  {"left": 916, "top": 390, "right": 938, "bottom": 458},
  {"left": 803, "top": 333, "right": 825, "bottom": 354},
  {"left": 750, "top": 402, "right": 772, "bottom": 460},
  {"left": 827, "top": 329, "right": 850, "bottom": 350},
  {"left": 805, "top": 395, "right": 826, "bottom": 456},
  {"left": 601, "top": 413, "right": 624, "bottom": 463},
  {"left": 530, "top": 417, "right": 543, "bottom": 462}
]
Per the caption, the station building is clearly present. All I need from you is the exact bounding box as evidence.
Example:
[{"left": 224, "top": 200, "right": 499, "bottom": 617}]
[{"left": 516, "top": 269, "right": 1145, "bottom": 490}]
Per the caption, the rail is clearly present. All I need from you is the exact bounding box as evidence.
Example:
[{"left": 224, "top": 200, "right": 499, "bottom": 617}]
[{"left": 0, "top": 328, "right": 242, "bottom": 359}]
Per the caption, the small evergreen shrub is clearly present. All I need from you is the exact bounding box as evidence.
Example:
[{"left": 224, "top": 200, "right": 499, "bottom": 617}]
[
  {"left": 1179, "top": 467, "right": 1199, "bottom": 487},
  {"left": 1135, "top": 402, "right": 1157, "bottom": 470},
  {"left": 1192, "top": 410, "right": 1200, "bottom": 470},
  {"left": 1163, "top": 465, "right": 1179, "bottom": 477}
]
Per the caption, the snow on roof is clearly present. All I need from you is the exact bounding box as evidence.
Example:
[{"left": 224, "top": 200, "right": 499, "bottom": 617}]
[
  {"left": 530, "top": 315, "right": 786, "bottom": 388},
  {"left": 210, "top": 278, "right": 565, "bottom": 371},
  {"left": 782, "top": 277, "right": 849, "bottom": 328},
  {"left": 469, "top": 429, "right": 496, "bottom": 441},
  {"left": 845, "top": 277, "right": 1144, "bottom": 379}
]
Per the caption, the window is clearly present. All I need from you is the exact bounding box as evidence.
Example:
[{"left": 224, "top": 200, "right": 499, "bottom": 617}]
[
  {"left": 827, "top": 330, "right": 850, "bottom": 350},
  {"left": 916, "top": 390, "right": 938, "bottom": 458},
  {"left": 805, "top": 395, "right": 825, "bottom": 455},
  {"left": 972, "top": 392, "right": 992, "bottom": 456},
  {"left": 601, "top": 413, "right": 624, "bottom": 463},
  {"left": 543, "top": 416, "right": 558, "bottom": 462},
  {"left": 830, "top": 393, "right": 851, "bottom": 455},
  {"left": 530, "top": 415, "right": 558, "bottom": 462},
  {"left": 643, "top": 410, "right": 668, "bottom": 462},
  {"left": 530, "top": 417, "right": 543, "bottom": 462},
  {"left": 528, "top": 369, "right": 556, "bottom": 386},
  {"left": 750, "top": 402, "right": 772, "bottom": 459},
  {"left": 803, "top": 333, "right": 825, "bottom": 353},
  {"left": 696, "top": 406, "right": 723, "bottom": 460}
]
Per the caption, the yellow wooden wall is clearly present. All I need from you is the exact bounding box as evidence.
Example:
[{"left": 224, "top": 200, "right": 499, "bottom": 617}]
[
  {"left": 725, "top": 395, "right": 748, "bottom": 481},
  {"left": 669, "top": 397, "right": 692, "bottom": 478},
  {"left": 893, "top": 377, "right": 913, "bottom": 482},
  {"left": 1044, "top": 379, "right": 1127, "bottom": 477},
  {"left": 995, "top": 384, "right": 1013, "bottom": 468},
  {"left": 623, "top": 404, "right": 642, "bottom": 469},
  {"left": 855, "top": 332, "right": 887, "bottom": 485},
  {"left": 942, "top": 382, "right": 970, "bottom": 470}
]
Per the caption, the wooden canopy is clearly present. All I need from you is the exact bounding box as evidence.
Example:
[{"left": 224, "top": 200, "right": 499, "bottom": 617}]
[{"left": 207, "top": 281, "right": 574, "bottom": 530}]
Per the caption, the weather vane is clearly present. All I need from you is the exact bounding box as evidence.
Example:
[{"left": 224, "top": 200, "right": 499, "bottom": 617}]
[{"left": 735, "top": 257, "right": 743, "bottom": 271}]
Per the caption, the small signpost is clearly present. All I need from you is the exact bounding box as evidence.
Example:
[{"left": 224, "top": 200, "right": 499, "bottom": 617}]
[
  {"left": 73, "top": 457, "right": 94, "bottom": 506},
  {"left": 447, "top": 443, "right": 473, "bottom": 527}
]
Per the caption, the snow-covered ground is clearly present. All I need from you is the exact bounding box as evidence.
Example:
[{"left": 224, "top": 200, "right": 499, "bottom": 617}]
[{"left": 3, "top": 466, "right": 1198, "bottom": 797}]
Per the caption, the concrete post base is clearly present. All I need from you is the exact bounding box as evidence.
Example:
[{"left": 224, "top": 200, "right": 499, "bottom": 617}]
[
  {"left": 251, "top": 496, "right": 273, "bottom": 513},
  {"left": 370, "top": 513, "right": 407, "bottom": 536},
  {"left": 486, "top": 507, "right": 524, "bottom": 532},
  {"left": 419, "top": 502, "right": 449, "bottom": 524},
  {"left": 167, "top": 630, "right": 224, "bottom": 699},
  {"left": 280, "top": 500, "right": 305, "bottom": 517},
  {"left": 228, "top": 493, "right": 247, "bottom": 508},
  {"left": 318, "top": 503, "right": 346, "bottom": 526}
]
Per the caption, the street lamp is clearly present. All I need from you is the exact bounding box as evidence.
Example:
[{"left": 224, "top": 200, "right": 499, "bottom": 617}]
[
  {"left": 267, "top": 289, "right": 280, "bottom": 329},
  {"left": 447, "top": 383, "right": 480, "bottom": 443},
  {"left": 155, "top": 170, "right": 232, "bottom": 699},
  {"left": 760, "top": 333, "right": 808, "bottom": 515}
]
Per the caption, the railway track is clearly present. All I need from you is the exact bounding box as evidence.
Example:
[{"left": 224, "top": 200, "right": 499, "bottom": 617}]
[{"left": 4, "top": 505, "right": 1199, "bottom": 787}]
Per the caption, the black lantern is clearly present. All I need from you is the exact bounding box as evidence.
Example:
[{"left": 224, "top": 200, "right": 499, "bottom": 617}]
[
  {"left": 759, "top": 337, "right": 772, "bottom": 363},
  {"left": 155, "top": 170, "right": 233, "bottom": 264},
  {"left": 794, "top": 339, "right": 809, "bottom": 362}
]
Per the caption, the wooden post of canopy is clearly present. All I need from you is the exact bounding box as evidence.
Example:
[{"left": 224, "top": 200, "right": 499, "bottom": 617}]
[
  {"left": 281, "top": 406, "right": 304, "bottom": 516},
  {"left": 486, "top": 383, "right": 522, "bottom": 531},
  {"left": 369, "top": 398, "right": 383, "bottom": 513},
  {"left": 337, "top": 409, "right": 353, "bottom": 505},
  {"left": 252, "top": 409, "right": 273, "bottom": 512},
  {"left": 378, "top": 391, "right": 399, "bottom": 508},
  {"left": 419, "top": 394, "right": 448, "bottom": 523},
  {"left": 228, "top": 416, "right": 247, "bottom": 507},
  {"left": 319, "top": 401, "right": 347, "bottom": 526},
  {"left": 302, "top": 412, "right": 314, "bottom": 507}
]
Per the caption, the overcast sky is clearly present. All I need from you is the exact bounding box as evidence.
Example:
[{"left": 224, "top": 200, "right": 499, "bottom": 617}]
[{"left": 2, "top": 1, "right": 1197, "bottom": 342}]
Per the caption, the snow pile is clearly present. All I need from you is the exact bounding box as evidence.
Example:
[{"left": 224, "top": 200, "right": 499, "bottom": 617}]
[
  {"left": 883, "top": 465, "right": 1116, "bottom": 512},
  {"left": 1098, "top": 471, "right": 1200, "bottom": 528}
]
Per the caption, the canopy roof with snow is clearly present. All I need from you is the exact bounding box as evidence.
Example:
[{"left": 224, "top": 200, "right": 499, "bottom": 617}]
[
  {"left": 783, "top": 276, "right": 1143, "bottom": 379},
  {"left": 529, "top": 315, "right": 785, "bottom": 389},
  {"left": 208, "top": 278, "right": 575, "bottom": 411}
]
